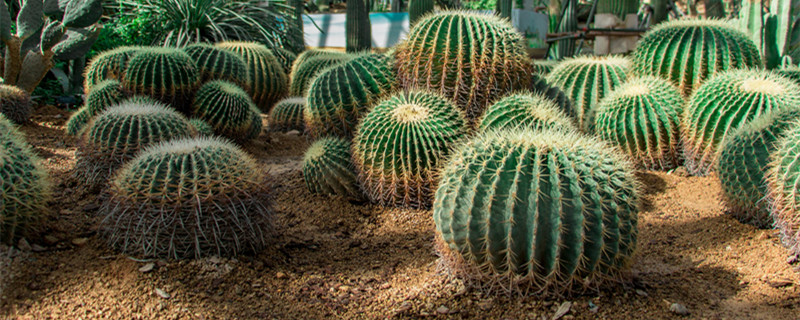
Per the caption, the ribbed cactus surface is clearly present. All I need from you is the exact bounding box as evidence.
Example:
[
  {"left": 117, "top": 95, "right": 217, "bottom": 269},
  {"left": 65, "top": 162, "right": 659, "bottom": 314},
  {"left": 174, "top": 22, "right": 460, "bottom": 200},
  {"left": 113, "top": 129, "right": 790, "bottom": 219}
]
[
  {"left": 289, "top": 51, "right": 352, "bottom": 96},
  {"left": 84, "top": 46, "right": 141, "bottom": 91},
  {"left": 303, "top": 137, "right": 362, "bottom": 198},
  {"left": 597, "top": 0, "right": 640, "bottom": 18},
  {"left": 216, "top": 41, "right": 288, "bottom": 112},
  {"left": 532, "top": 60, "right": 559, "bottom": 75},
  {"left": 66, "top": 106, "right": 91, "bottom": 135},
  {"left": 191, "top": 80, "right": 261, "bottom": 141},
  {"left": 767, "top": 120, "right": 800, "bottom": 256},
  {"left": 269, "top": 97, "right": 305, "bottom": 132},
  {"left": 121, "top": 47, "right": 200, "bottom": 111},
  {"left": 85, "top": 79, "right": 125, "bottom": 115},
  {"left": 0, "top": 84, "right": 32, "bottom": 123},
  {"left": 530, "top": 74, "right": 573, "bottom": 115},
  {"left": 478, "top": 92, "right": 576, "bottom": 132},
  {"left": 182, "top": 43, "right": 249, "bottom": 89},
  {"left": 189, "top": 118, "right": 215, "bottom": 136},
  {"left": 272, "top": 47, "right": 298, "bottom": 75}
]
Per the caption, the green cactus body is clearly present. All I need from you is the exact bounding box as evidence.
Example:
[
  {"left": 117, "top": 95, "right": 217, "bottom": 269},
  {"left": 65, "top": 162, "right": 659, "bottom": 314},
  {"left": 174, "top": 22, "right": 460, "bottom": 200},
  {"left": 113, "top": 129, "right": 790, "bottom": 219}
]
[
  {"left": 83, "top": 46, "right": 141, "bottom": 91},
  {"left": 289, "top": 52, "right": 353, "bottom": 96},
  {"left": 545, "top": 56, "right": 631, "bottom": 132},
  {"left": 269, "top": 97, "right": 305, "bottom": 132},
  {"left": 85, "top": 79, "right": 125, "bottom": 115},
  {"left": 478, "top": 92, "right": 576, "bottom": 132},
  {"left": 594, "top": 76, "right": 684, "bottom": 170},
  {"left": 191, "top": 80, "right": 261, "bottom": 141},
  {"left": 353, "top": 91, "right": 468, "bottom": 208},
  {"left": 272, "top": 47, "right": 298, "bottom": 75},
  {"left": 767, "top": 120, "right": 800, "bottom": 256},
  {"left": 247, "top": 106, "right": 263, "bottom": 139},
  {"left": 181, "top": 43, "right": 249, "bottom": 89},
  {"left": 408, "top": 0, "right": 434, "bottom": 25},
  {"left": 396, "top": 12, "right": 532, "bottom": 119},
  {"left": 66, "top": 106, "right": 91, "bottom": 135},
  {"left": 530, "top": 73, "right": 573, "bottom": 116},
  {"left": 718, "top": 109, "right": 800, "bottom": 228},
  {"left": 597, "top": 0, "right": 640, "bottom": 19},
  {"left": 189, "top": 118, "right": 215, "bottom": 136},
  {"left": 346, "top": 0, "right": 371, "bottom": 52},
  {"left": 121, "top": 47, "right": 200, "bottom": 112},
  {"left": 0, "top": 115, "right": 51, "bottom": 243},
  {"left": 433, "top": 128, "right": 639, "bottom": 293},
  {"left": 216, "top": 41, "right": 289, "bottom": 113},
  {"left": 305, "top": 53, "right": 396, "bottom": 138},
  {"left": 683, "top": 70, "right": 800, "bottom": 176},
  {"left": 776, "top": 66, "right": 800, "bottom": 85},
  {"left": 101, "top": 137, "right": 272, "bottom": 259},
  {"left": 0, "top": 84, "right": 32, "bottom": 123},
  {"left": 632, "top": 19, "right": 762, "bottom": 96},
  {"left": 532, "top": 60, "right": 559, "bottom": 75},
  {"left": 303, "top": 137, "right": 362, "bottom": 198}
]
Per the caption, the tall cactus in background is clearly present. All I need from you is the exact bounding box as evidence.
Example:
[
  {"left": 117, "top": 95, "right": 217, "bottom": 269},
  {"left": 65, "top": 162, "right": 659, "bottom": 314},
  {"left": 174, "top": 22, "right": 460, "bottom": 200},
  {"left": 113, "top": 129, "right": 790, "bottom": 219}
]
[
  {"left": 650, "top": 0, "right": 668, "bottom": 24},
  {"left": 496, "top": 0, "right": 512, "bottom": 19},
  {"left": 346, "top": 0, "right": 371, "bottom": 52},
  {"left": 705, "top": 0, "right": 726, "bottom": 18},
  {"left": 408, "top": 0, "right": 434, "bottom": 24},
  {"left": 551, "top": 0, "right": 577, "bottom": 59},
  {"left": 740, "top": 0, "right": 800, "bottom": 68},
  {"left": 597, "top": 0, "right": 639, "bottom": 18}
]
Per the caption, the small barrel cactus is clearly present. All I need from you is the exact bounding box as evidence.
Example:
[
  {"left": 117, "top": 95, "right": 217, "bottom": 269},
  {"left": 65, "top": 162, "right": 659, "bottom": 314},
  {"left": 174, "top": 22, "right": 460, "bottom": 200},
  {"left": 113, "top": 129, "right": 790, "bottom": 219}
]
[
  {"left": 683, "top": 70, "right": 800, "bottom": 176},
  {"left": 305, "top": 53, "right": 396, "bottom": 138},
  {"left": 121, "top": 47, "right": 200, "bottom": 111},
  {"left": 246, "top": 106, "right": 264, "bottom": 139},
  {"left": 189, "top": 118, "right": 215, "bottom": 136},
  {"left": 216, "top": 41, "right": 288, "bottom": 112},
  {"left": 181, "top": 43, "right": 249, "bottom": 89},
  {"left": 530, "top": 74, "right": 572, "bottom": 115},
  {"left": 719, "top": 109, "right": 800, "bottom": 228},
  {"left": 594, "top": 76, "right": 684, "bottom": 170},
  {"left": 191, "top": 80, "right": 261, "bottom": 141},
  {"left": 632, "top": 19, "right": 762, "bottom": 96},
  {"left": 767, "top": 120, "right": 800, "bottom": 256},
  {"left": 85, "top": 79, "right": 125, "bottom": 115},
  {"left": 434, "top": 128, "right": 639, "bottom": 294},
  {"left": 302, "top": 137, "right": 362, "bottom": 198},
  {"left": 100, "top": 137, "right": 272, "bottom": 259},
  {"left": 353, "top": 91, "right": 468, "bottom": 208},
  {"left": 84, "top": 46, "right": 142, "bottom": 91},
  {"left": 272, "top": 47, "right": 298, "bottom": 75},
  {"left": 478, "top": 92, "right": 576, "bottom": 132},
  {"left": 0, "top": 115, "right": 51, "bottom": 244},
  {"left": 546, "top": 55, "right": 631, "bottom": 132},
  {"left": 532, "top": 59, "right": 559, "bottom": 75},
  {"left": 66, "top": 106, "right": 92, "bottom": 135},
  {"left": 269, "top": 97, "right": 305, "bottom": 132},
  {"left": 0, "top": 84, "right": 32, "bottom": 123},
  {"left": 289, "top": 51, "right": 352, "bottom": 96}
]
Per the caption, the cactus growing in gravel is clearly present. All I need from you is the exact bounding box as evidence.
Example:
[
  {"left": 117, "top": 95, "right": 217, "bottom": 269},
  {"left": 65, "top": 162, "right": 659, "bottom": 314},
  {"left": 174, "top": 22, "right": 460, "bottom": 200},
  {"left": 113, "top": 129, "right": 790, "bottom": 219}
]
[
  {"left": 767, "top": 120, "right": 800, "bottom": 256},
  {"left": 84, "top": 46, "right": 141, "bottom": 91},
  {"left": 121, "top": 47, "right": 200, "bottom": 111},
  {"left": 593, "top": 76, "right": 684, "bottom": 170},
  {"left": 353, "top": 91, "right": 468, "bottom": 208},
  {"left": 303, "top": 137, "right": 362, "bottom": 198},
  {"left": 289, "top": 52, "right": 352, "bottom": 96},
  {"left": 269, "top": 97, "right": 305, "bottom": 132},
  {"left": 0, "top": 85, "right": 32, "bottom": 123},
  {"left": 189, "top": 118, "right": 215, "bottom": 136},
  {"left": 305, "top": 53, "right": 396, "bottom": 138},
  {"left": 191, "top": 80, "right": 261, "bottom": 141},
  {"left": 216, "top": 41, "right": 288, "bottom": 112},
  {"left": 632, "top": 19, "right": 762, "bottom": 96},
  {"left": 181, "top": 43, "right": 249, "bottom": 89},
  {"left": 683, "top": 70, "right": 800, "bottom": 176},
  {"left": 718, "top": 109, "right": 800, "bottom": 228},
  {"left": 478, "top": 92, "right": 576, "bottom": 132},
  {"left": 396, "top": 12, "right": 532, "bottom": 119},
  {"left": 100, "top": 137, "right": 272, "bottom": 259},
  {"left": 0, "top": 115, "right": 50, "bottom": 244},
  {"left": 433, "top": 128, "right": 639, "bottom": 294},
  {"left": 545, "top": 55, "right": 631, "bottom": 132}
]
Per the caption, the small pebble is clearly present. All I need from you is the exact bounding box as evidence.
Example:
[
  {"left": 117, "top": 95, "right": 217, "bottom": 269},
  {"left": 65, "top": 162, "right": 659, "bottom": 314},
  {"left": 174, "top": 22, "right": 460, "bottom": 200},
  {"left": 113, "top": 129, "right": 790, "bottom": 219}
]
[
  {"left": 286, "top": 130, "right": 300, "bottom": 136},
  {"left": 276, "top": 271, "right": 287, "bottom": 279},
  {"left": 436, "top": 305, "right": 449, "bottom": 314},
  {"left": 71, "top": 238, "right": 88, "bottom": 246},
  {"left": 552, "top": 301, "right": 572, "bottom": 320},
  {"left": 43, "top": 235, "right": 59, "bottom": 245},
  {"left": 155, "top": 288, "right": 171, "bottom": 299},
  {"left": 670, "top": 303, "right": 689, "bottom": 316},
  {"left": 139, "top": 263, "right": 155, "bottom": 273},
  {"left": 17, "top": 238, "right": 31, "bottom": 251},
  {"left": 635, "top": 289, "right": 648, "bottom": 297}
]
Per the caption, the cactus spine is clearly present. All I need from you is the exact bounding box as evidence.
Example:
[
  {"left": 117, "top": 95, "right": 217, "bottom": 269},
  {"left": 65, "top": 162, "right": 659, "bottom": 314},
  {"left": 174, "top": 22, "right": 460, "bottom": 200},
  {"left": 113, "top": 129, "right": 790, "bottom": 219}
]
[
  {"left": 767, "top": 120, "right": 800, "bottom": 256},
  {"left": 191, "top": 80, "right": 261, "bottom": 141},
  {"left": 478, "top": 92, "right": 576, "bottom": 132},
  {"left": 303, "top": 137, "right": 362, "bottom": 198},
  {"left": 181, "top": 43, "right": 249, "bottom": 89},
  {"left": 289, "top": 51, "right": 352, "bottom": 96},
  {"left": 216, "top": 41, "right": 289, "bottom": 112},
  {"left": 269, "top": 97, "right": 306, "bottom": 132},
  {"left": 121, "top": 48, "right": 200, "bottom": 112},
  {"left": 0, "top": 84, "right": 32, "bottom": 123}
]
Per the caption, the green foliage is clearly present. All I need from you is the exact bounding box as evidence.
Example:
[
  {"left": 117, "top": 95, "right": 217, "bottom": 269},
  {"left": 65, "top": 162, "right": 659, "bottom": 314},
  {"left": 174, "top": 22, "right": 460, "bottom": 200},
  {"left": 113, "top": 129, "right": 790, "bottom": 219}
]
[
  {"left": 0, "top": 84, "right": 32, "bottom": 123},
  {"left": 191, "top": 80, "right": 261, "bottom": 141},
  {"left": 216, "top": 41, "right": 289, "bottom": 112},
  {"left": 353, "top": 90, "right": 468, "bottom": 208},
  {"left": 181, "top": 43, "right": 249, "bottom": 89},
  {"left": 189, "top": 118, "right": 215, "bottom": 136},
  {"left": 478, "top": 92, "right": 576, "bottom": 132},
  {"left": 302, "top": 137, "right": 362, "bottom": 198},
  {"left": 84, "top": 46, "right": 142, "bottom": 91},
  {"left": 268, "top": 97, "right": 305, "bottom": 132},
  {"left": 121, "top": 47, "right": 200, "bottom": 111},
  {"left": 289, "top": 50, "right": 352, "bottom": 96},
  {"left": 767, "top": 120, "right": 800, "bottom": 256}
]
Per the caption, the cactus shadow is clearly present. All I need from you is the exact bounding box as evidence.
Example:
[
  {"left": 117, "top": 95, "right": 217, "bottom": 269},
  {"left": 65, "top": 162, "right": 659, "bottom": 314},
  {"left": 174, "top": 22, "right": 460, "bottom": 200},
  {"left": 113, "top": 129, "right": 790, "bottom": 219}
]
[{"left": 636, "top": 171, "right": 668, "bottom": 211}]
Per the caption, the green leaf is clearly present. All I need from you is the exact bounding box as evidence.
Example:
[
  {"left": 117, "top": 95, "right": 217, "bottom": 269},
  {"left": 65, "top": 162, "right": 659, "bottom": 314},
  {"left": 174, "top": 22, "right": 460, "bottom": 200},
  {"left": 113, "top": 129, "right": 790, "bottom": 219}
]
[
  {"left": 62, "top": 0, "right": 102, "bottom": 28},
  {"left": 0, "top": 0, "right": 12, "bottom": 42},
  {"left": 40, "top": 20, "right": 64, "bottom": 52},
  {"left": 17, "top": 0, "right": 45, "bottom": 40}
]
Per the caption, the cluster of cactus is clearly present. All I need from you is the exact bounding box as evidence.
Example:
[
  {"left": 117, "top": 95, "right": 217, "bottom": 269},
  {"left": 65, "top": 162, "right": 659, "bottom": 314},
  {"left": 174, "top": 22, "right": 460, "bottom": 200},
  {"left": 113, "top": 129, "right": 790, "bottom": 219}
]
[
  {"left": 767, "top": 120, "right": 800, "bottom": 256},
  {"left": 100, "top": 137, "right": 272, "bottom": 259},
  {"left": 216, "top": 41, "right": 288, "bottom": 112},
  {"left": 305, "top": 53, "right": 396, "bottom": 138},
  {"left": 289, "top": 51, "right": 352, "bottom": 96},
  {"left": 738, "top": 0, "right": 800, "bottom": 68},
  {"left": 66, "top": 80, "right": 129, "bottom": 135},
  {"left": 302, "top": 137, "right": 362, "bottom": 199},
  {"left": 353, "top": 91, "right": 468, "bottom": 209},
  {"left": 395, "top": 12, "right": 532, "bottom": 119},
  {"left": 191, "top": 80, "right": 262, "bottom": 140},
  {"left": 632, "top": 19, "right": 762, "bottom": 96},
  {"left": 269, "top": 97, "right": 305, "bottom": 132},
  {"left": 478, "top": 92, "right": 576, "bottom": 133},
  {"left": 181, "top": 43, "right": 249, "bottom": 89},
  {"left": 718, "top": 109, "right": 800, "bottom": 228},
  {"left": 121, "top": 47, "right": 200, "bottom": 111},
  {"left": 593, "top": 76, "right": 684, "bottom": 170},
  {"left": 682, "top": 70, "right": 800, "bottom": 176},
  {"left": 433, "top": 128, "right": 639, "bottom": 294},
  {"left": 0, "top": 115, "right": 51, "bottom": 244},
  {"left": 0, "top": 85, "right": 32, "bottom": 124},
  {"left": 84, "top": 46, "right": 142, "bottom": 91}
]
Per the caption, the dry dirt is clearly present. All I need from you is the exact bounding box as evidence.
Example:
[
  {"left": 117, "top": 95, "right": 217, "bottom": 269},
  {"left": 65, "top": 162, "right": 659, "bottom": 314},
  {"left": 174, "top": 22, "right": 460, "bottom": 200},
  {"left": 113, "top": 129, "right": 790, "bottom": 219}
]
[{"left": 0, "top": 105, "right": 799, "bottom": 319}]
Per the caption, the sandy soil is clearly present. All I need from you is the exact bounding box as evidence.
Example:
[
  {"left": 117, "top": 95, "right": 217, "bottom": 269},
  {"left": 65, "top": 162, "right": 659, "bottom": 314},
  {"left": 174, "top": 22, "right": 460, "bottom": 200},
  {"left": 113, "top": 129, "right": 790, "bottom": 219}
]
[{"left": 0, "top": 105, "right": 798, "bottom": 319}]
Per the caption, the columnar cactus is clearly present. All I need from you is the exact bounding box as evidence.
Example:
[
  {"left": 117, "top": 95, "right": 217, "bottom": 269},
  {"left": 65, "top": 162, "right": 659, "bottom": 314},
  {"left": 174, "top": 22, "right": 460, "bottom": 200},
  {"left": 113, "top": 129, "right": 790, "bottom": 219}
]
[
  {"left": 478, "top": 92, "right": 576, "bottom": 132},
  {"left": 594, "top": 76, "right": 684, "bottom": 170},
  {"left": 718, "top": 109, "right": 800, "bottom": 228},
  {"left": 302, "top": 137, "right": 362, "bottom": 198},
  {"left": 305, "top": 53, "right": 396, "bottom": 138},
  {"left": 269, "top": 97, "right": 305, "bottom": 132},
  {"left": 396, "top": 12, "right": 532, "bottom": 119},
  {"left": 84, "top": 46, "right": 141, "bottom": 91},
  {"left": 121, "top": 47, "right": 200, "bottom": 111},
  {"left": 181, "top": 43, "right": 249, "bottom": 89},
  {"left": 216, "top": 41, "right": 289, "bottom": 112},
  {"left": 345, "top": 0, "right": 371, "bottom": 52},
  {"left": 0, "top": 115, "right": 50, "bottom": 244},
  {"left": 0, "top": 84, "right": 32, "bottom": 123},
  {"left": 683, "top": 70, "right": 800, "bottom": 176},
  {"left": 545, "top": 55, "right": 631, "bottom": 131},
  {"left": 289, "top": 52, "right": 353, "bottom": 96},
  {"left": 434, "top": 128, "right": 639, "bottom": 294},
  {"left": 632, "top": 19, "right": 762, "bottom": 96},
  {"left": 597, "top": 0, "right": 640, "bottom": 18},
  {"left": 767, "top": 120, "right": 800, "bottom": 256},
  {"left": 191, "top": 80, "right": 261, "bottom": 141},
  {"left": 353, "top": 91, "right": 468, "bottom": 208},
  {"left": 189, "top": 118, "right": 215, "bottom": 136},
  {"left": 100, "top": 137, "right": 272, "bottom": 259}
]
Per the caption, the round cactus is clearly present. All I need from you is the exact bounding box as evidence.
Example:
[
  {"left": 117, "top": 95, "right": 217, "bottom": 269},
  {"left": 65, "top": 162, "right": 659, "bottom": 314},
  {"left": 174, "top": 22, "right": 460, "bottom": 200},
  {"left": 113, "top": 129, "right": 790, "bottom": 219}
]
[
  {"left": 395, "top": 11, "right": 532, "bottom": 119},
  {"left": 0, "top": 84, "right": 32, "bottom": 124},
  {"left": 121, "top": 47, "right": 200, "bottom": 111},
  {"left": 269, "top": 97, "right": 305, "bottom": 132},
  {"left": 272, "top": 47, "right": 298, "bottom": 74},
  {"left": 181, "top": 43, "right": 249, "bottom": 89},
  {"left": 100, "top": 137, "right": 272, "bottom": 259},
  {"left": 353, "top": 91, "right": 468, "bottom": 208},
  {"left": 594, "top": 76, "right": 684, "bottom": 170},
  {"left": 191, "top": 80, "right": 261, "bottom": 141},
  {"left": 533, "top": 59, "right": 559, "bottom": 75},
  {"left": 776, "top": 66, "right": 800, "bottom": 86},
  {"left": 545, "top": 55, "right": 631, "bottom": 132},
  {"left": 66, "top": 106, "right": 92, "bottom": 136},
  {"left": 632, "top": 19, "right": 762, "bottom": 96},
  {"left": 683, "top": 70, "right": 800, "bottom": 176},
  {"left": 289, "top": 51, "right": 352, "bottom": 96},
  {"left": 84, "top": 46, "right": 142, "bottom": 91},
  {"left": 246, "top": 106, "right": 263, "bottom": 139},
  {"left": 478, "top": 92, "right": 576, "bottom": 132},
  {"left": 718, "top": 109, "right": 800, "bottom": 228},
  {"left": 433, "top": 128, "right": 639, "bottom": 294},
  {"left": 767, "top": 120, "right": 800, "bottom": 256},
  {"left": 530, "top": 74, "right": 573, "bottom": 115},
  {"left": 216, "top": 41, "right": 288, "bottom": 112},
  {"left": 305, "top": 53, "right": 397, "bottom": 138},
  {"left": 189, "top": 118, "right": 215, "bottom": 136},
  {"left": 0, "top": 115, "right": 51, "bottom": 244},
  {"left": 85, "top": 79, "right": 125, "bottom": 114},
  {"left": 302, "top": 137, "right": 362, "bottom": 198}
]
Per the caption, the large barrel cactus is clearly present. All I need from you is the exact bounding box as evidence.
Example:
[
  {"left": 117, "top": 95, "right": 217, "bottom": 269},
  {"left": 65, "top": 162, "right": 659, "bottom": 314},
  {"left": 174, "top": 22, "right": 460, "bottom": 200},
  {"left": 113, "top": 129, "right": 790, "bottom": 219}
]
[
  {"left": 191, "top": 80, "right": 261, "bottom": 141},
  {"left": 100, "top": 137, "right": 272, "bottom": 259},
  {"left": 353, "top": 91, "right": 468, "bottom": 208},
  {"left": 121, "top": 47, "right": 200, "bottom": 111},
  {"left": 84, "top": 46, "right": 142, "bottom": 91},
  {"left": 594, "top": 76, "right": 684, "bottom": 170},
  {"left": 269, "top": 97, "right": 305, "bottom": 132},
  {"left": 302, "top": 137, "right": 362, "bottom": 199},
  {"left": 216, "top": 41, "right": 288, "bottom": 112},
  {"left": 478, "top": 92, "right": 576, "bottom": 132},
  {"left": 546, "top": 55, "right": 631, "bottom": 132},
  {"left": 683, "top": 70, "right": 800, "bottom": 176},
  {"left": 434, "top": 128, "right": 639, "bottom": 294},
  {"left": 305, "top": 53, "right": 396, "bottom": 138},
  {"left": 181, "top": 43, "right": 249, "bottom": 89},
  {"left": 0, "top": 84, "right": 32, "bottom": 123},
  {"left": 767, "top": 120, "right": 800, "bottom": 256},
  {"left": 632, "top": 19, "right": 762, "bottom": 96},
  {"left": 395, "top": 11, "right": 532, "bottom": 119},
  {"left": 289, "top": 51, "right": 353, "bottom": 96}
]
